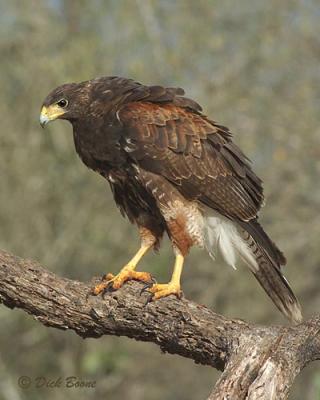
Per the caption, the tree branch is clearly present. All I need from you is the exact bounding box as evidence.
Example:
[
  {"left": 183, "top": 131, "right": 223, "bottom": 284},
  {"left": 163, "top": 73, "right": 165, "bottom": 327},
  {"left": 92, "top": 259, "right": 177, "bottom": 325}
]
[{"left": 0, "top": 249, "right": 319, "bottom": 399}]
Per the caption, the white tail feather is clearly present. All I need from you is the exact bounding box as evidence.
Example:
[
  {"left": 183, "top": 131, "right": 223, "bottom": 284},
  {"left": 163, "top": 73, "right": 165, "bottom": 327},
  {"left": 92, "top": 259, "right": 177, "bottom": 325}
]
[
  {"left": 203, "top": 209, "right": 303, "bottom": 323},
  {"left": 204, "top": 210, "right": 258, "bottom": 271}
]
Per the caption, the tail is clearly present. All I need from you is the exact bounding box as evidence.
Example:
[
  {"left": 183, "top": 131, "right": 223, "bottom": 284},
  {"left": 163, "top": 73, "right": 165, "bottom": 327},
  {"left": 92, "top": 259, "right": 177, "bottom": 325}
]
[
  {"left": 204, "top": 213, "right": 303, "bottom": 324},
  {"left": 238, "top": 220, "right": 302, "bottom": 323}
]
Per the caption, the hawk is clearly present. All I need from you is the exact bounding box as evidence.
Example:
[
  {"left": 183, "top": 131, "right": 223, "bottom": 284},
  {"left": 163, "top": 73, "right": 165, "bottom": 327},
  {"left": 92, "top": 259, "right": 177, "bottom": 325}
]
[{"left": 40, "top": 76, "right": 302, "bottom": 323}]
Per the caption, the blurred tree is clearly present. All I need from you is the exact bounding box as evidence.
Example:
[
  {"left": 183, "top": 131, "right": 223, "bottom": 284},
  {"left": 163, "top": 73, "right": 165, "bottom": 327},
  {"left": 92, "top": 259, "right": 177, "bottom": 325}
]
[{"left": 0, "top": 0, "right": 319, "bottom": 399}]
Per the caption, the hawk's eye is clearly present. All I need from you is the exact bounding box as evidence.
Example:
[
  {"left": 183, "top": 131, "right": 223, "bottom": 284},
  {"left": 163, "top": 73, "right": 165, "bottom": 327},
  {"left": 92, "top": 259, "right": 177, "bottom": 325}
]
[{"left": 57, "top": 99, "right": 68, "bottom": 108}]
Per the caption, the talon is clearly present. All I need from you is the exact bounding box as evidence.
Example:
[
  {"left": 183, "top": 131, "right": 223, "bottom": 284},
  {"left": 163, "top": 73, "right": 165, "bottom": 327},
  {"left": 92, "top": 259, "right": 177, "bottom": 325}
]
[
  {"left": 140, "top": 282, "right": 152, "bottom": 295},
  {"left": 143, "top": 292, "right": 154, "bottom": 306},
  {"left": 140, "top": 276, "right": 157, "bottom": 295},
  {"left": 102, "top": 282, "right": 116, "bottom": 299},
  {"left": 177, "top": 290, "right": 183, "bottom": 300},
  {"left": 147, "top": 283, "right": 182, "bottom": 301},
  {"left": 89, "top": 272, "right": 118, "bottom": 297},
  {"left": 87, "top": 244, "right": 155, "bottom": 298},
  {"left": 89, "top": 266, "right": 154, "bottom": 297}
]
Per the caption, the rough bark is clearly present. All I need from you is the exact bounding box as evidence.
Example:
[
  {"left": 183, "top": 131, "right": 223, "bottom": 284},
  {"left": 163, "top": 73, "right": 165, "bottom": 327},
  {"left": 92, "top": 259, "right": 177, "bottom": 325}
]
[{"left": 0, "top": 249, "right": 319, "bottom": 399}]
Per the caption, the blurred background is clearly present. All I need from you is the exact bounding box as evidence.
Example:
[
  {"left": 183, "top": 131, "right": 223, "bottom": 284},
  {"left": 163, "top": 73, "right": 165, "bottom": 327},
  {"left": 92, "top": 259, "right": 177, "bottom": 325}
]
[{"left": 0, "top": 0, "right": 319, "bottom": 399}]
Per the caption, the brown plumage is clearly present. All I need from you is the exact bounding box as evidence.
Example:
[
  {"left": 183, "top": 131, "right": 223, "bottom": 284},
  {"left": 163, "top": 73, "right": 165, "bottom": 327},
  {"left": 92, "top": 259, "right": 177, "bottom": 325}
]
[{"left": 40, "top": 76, "right": 302, "bottom": 323}]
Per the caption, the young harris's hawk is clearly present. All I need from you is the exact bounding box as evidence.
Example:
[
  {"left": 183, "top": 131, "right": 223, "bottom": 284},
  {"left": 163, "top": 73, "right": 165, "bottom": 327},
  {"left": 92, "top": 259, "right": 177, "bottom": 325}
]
[{"left": 40, "top": 76, "right": 302, "bottom": 323}]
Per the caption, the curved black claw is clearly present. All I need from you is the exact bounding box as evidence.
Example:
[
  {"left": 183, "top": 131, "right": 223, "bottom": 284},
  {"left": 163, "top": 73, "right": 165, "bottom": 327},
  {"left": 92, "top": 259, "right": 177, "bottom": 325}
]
[
  {"left": 177, "top": 290, "right": 184, "bottom": 300},
  {"left": 143, "top": 293, "right": 154, "bottom": 306},
  {"left": 139, "top": 276, "right": 157, "bottom": 296},
  {"left": 101, "top": 281, "right": 116, "bottom": 299}
]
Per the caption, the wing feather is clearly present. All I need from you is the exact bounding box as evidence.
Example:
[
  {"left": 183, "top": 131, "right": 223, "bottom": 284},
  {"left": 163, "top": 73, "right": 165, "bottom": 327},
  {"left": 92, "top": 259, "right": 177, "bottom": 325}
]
[{"left": 118, "top": 101, "right": 264, "bottom": 221}]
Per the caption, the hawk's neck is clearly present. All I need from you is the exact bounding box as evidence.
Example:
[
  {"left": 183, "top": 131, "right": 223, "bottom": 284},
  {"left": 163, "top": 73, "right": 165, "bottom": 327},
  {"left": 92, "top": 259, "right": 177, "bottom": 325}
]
[{"left": 71, "top": 117, "right": 126, "bottom": 172}]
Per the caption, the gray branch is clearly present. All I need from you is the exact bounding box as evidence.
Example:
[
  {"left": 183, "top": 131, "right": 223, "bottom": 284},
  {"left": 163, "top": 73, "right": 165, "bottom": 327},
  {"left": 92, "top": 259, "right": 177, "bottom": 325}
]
[{"left": 0, "top": 249, "right": 319, "bottom": 399}]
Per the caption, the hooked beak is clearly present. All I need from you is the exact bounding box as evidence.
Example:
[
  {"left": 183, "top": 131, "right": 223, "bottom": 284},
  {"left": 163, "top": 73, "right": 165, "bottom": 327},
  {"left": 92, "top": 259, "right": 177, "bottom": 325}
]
[
  {"left": 39, "top": 105, "right": 65, "bottom": 128},
  {"left": 40, "top": 107, "right": 49, "bottom": 128}
]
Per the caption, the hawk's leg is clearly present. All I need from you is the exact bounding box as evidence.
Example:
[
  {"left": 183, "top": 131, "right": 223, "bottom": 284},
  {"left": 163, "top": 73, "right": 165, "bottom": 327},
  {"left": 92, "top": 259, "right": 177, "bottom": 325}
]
[
  {"left": 137, "top": 170, "right": 204, "bottom": 301},
  {"left": 92, "top": 227, "right": 157, "bottom": 295},
  {"left": 148, "top": 253, "right": 184, "bottom": 300}
]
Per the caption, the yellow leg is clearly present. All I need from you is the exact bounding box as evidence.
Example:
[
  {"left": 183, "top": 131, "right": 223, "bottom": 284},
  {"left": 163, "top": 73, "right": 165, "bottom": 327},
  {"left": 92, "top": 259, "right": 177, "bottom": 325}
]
[
  {"left": 148, "top": 254, "right": 184, "bottom": 300},
  {"left": 93, "top": 245, "right": 153, "bottom": 295}
]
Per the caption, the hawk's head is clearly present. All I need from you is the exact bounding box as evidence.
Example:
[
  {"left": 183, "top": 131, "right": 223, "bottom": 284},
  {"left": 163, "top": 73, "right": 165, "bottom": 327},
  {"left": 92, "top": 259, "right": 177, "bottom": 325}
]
[
  {"left": 40, "top": 76, "right": 135, "bottom": 128},
  {"left": 40, "top": 82, "right": 92, "bottom": 127}
]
